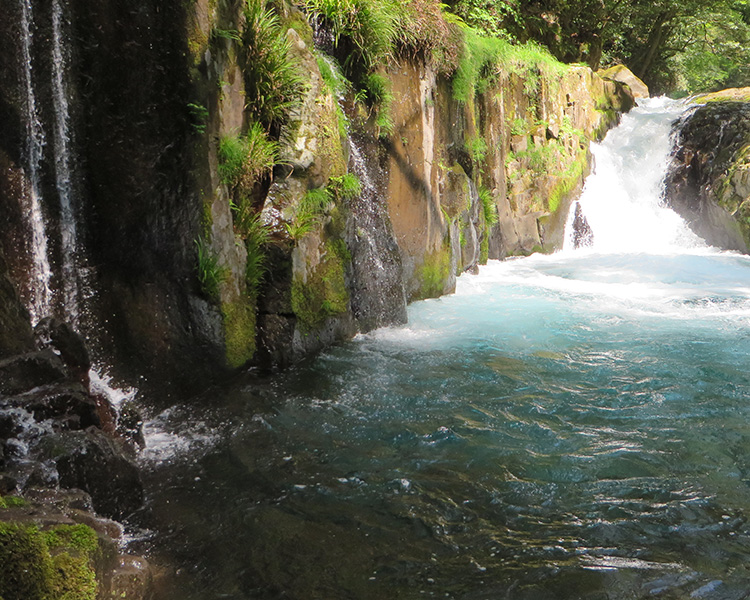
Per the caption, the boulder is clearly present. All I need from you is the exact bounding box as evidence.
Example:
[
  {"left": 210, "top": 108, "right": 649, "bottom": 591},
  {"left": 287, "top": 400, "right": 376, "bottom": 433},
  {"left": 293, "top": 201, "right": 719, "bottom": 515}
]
[
  {"left": 33, "top": 318, "right": 91, "bottom": 386},
  {"left": 39, "top": 430, "right": 144, "bottom": 520},
  {"left": 598, "top": 65, "right": 649, "bottom": 99},
  {"left": 0, "top": 350, "right": 67, "bottom": 396},
  {"left": 664, "top": 100, "right": 750, "bottom": 252}
]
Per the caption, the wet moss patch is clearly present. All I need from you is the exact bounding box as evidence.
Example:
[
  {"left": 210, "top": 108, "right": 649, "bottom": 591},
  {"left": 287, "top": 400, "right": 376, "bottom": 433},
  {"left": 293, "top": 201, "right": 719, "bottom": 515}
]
[
  {"left": 291, "top": 240, "right": 350, "bottom": 332},
  {"left": 0, "top": 521, "right": 100, "bottom": 600}
]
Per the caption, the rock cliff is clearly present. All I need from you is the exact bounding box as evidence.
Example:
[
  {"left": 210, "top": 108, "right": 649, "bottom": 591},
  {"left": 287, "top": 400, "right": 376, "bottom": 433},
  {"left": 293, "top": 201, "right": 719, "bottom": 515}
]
[
  {"left": 665, "top": 96, "right": 750, "bottom": 252},
  {"left": 0, "top": 0, "right": 634, "bottom": 390}
]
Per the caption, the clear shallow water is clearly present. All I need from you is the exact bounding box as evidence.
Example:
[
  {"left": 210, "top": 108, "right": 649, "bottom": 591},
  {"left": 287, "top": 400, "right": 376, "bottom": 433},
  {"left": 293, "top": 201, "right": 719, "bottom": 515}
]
[{"left": 133, "top": 100, "right": 750, "bottom": 598}]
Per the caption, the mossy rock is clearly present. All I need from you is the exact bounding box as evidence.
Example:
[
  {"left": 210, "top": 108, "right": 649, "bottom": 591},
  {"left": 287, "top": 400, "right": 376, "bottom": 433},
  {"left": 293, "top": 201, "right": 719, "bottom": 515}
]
[
  {"left": 416, "top": 244, "right": 452, "bottom": 300},
  {"left": 221, "top": 297, "right": 257, "bottom": 369},
  {"left": 692, "top": 87, "right": 750, "bottom": 104},
  {"left": 291, "top": 240, "right": 350, "bottom": 332},
  {"left": 0, "top": 522, "right": 99, "bottom": 600}
]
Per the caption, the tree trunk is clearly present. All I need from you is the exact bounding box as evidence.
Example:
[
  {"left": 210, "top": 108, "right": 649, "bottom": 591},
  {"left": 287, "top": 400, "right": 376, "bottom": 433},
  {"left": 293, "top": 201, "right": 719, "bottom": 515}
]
[{"left": 635, "top": 11, "right": 672, "bottom": 78}]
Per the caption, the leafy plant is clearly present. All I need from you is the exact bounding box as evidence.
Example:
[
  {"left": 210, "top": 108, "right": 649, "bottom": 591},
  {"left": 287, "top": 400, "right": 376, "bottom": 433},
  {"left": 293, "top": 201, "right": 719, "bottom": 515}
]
[
  {"left": 187, "top": 102, "right": 209, "bottom": 134},
  {"left": 465, "top": 135, "right": 488, "bottom": 164},
  {"left": 218, "top": 123, "right": 278, "bottom": 191},
  {"left": 196, "top": 237, "right": 226, "bottom": 300},
  {"left": 286, "top": 175, "right": 361, "bottom": 240},
  {"left": 211, "top": 28, "right": 242, "bottom": 42},
  {"left": 244, "top": 214, "right": 271, "bottom": 296},
  {"left": 364, "top": 72, "right": 395, "bottom": 136},
  {"left": 479, "top": 186, "right": 498, "bottom": 225},
  {"left": 243, "top": 0, "right": 305, "bottom": 127}
]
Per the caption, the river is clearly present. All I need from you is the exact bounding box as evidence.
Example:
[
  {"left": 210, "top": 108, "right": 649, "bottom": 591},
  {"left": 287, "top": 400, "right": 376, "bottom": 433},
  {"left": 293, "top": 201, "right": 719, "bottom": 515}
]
[{"left": 132, "top": 99, "right": 750, "bottom": 599}]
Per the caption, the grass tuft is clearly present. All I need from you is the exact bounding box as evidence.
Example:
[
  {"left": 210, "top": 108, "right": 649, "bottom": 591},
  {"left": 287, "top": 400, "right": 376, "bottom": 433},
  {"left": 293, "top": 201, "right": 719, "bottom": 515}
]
[{"left": 243, "top": 0, "right": 305, "bottom": 128}]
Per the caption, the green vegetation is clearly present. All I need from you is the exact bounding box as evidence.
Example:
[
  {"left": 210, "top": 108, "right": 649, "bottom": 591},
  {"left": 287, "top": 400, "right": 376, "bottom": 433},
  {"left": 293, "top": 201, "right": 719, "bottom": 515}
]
[
  {"left": 218, "top": 124, "right": 278, "bottom": 191},
  {"left": 451, "top": 0, "right": 750, "bottom": 94},
  {"left": 418, "top": 244, "right": 452, "bottom": 299},
  {"left": 363, "top": 73, "right": 394, "bottom": 136},
  {"left": 0, "top": 496, "right": 27, "bottom": 509},
  {"left": 465, "top": 135, "right": 488, "bottom": 164},
  {"left": 187, "top": 102, "right": 209, "bottom": 135},
  {"left": 291, "top": 240, "right": 350, "bottom": 331},
  {"left": 222, "top": 299, "right": 257, "bottom": 368},
  {"left": 195, "top": 237, "right": 226, "bottom": 300},
  {"left": 0, "top": 522, "right": 100, "bottom": 600},
  {"left": 478, "top": 186, "right": 498, "bottom": 225},
  {"left": 243, "top": 213, "right": 271, "bottom": 296},
  {"left": 286, "top": 175, "right": 361, "bottom": 241},
  {"left": 452, "top": 27, "right": 567, "bottom": 103},
  {"left": 242, "top": 0, "right": 305, "bottom": 128}
]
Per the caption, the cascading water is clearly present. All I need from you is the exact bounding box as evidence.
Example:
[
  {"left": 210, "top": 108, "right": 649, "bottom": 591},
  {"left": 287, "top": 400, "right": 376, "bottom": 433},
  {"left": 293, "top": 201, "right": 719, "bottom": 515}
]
[
  {"left": 51, "top": 0, "right": 81, "bottom": 326},
  {"left": 346, "top": 134, "right": 408, "bottom": 330},
  {"left": 134, "top": 100, "right": 750, "bottom": 599},
  {"left": 19, "top": 0, "right": 53, "bottom": 324},
  {"left": 565, "top": 97, "right": 702, "bottom": 253}
]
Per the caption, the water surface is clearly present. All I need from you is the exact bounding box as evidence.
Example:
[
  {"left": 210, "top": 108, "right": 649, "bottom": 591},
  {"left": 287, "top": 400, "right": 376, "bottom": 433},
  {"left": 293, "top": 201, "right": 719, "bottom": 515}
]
[{"left": 134, "top": 100, "right": 750, "bottom": 599}]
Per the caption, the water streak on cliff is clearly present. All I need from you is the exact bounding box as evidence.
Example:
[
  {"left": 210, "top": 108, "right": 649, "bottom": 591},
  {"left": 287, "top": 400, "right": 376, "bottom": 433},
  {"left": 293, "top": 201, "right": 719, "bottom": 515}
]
[
  {"left": 346, "top": 134, "right": 408, "bottom": 330},
  {"left": 51, "top": 0, "right": 81, "bottom": 326},
  {"left": 19, "top": 0, "right": 53, "bottom": 323}
]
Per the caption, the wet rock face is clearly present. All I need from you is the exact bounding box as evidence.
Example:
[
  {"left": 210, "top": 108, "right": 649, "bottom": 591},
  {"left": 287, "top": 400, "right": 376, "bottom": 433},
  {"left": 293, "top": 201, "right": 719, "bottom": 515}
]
[
  {"left": 665, "top": 101, "right": 750, "bottom": 252},
  {"left": 572, "top": 202, "right": 594, "bottom": 248}
]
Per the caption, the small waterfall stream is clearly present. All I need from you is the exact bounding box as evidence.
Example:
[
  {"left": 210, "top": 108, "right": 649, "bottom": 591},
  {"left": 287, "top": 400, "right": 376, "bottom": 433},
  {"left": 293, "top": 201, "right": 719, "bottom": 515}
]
[
  {"left": 19, "top": 0, "right": 53, "bottom": 324},
  {"left": 346, "top": 134, "right": 408, "bottom": 330},
  {"left": 51, "top": 0, "right": 82, "bottom": 326},
  {"left": 133, "top": 99, "right": 750, "bottom": 599}
]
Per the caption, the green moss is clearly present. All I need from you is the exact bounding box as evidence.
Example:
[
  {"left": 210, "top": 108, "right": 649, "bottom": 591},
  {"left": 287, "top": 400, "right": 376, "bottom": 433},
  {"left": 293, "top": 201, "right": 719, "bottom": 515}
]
[
  {"left": 291, "top": 240, "right": 350, "bottom": 332},
  {"left": 0, "top": 522, "right": 100, "bottom": 600},
  {"left": 43, "top": 526, "right": 98, "bottom": 559},
  {"left": 221, "top": 298, "right": 257, "bottom": 369},
  {"left": 0, "top": 497, "right": 27, "bottom": 509},
  {"left": 547, "top": 147, "right": 587, "bottom": 213},
  {"left": 479, "top": 233, "right": 489, "bottom": 264},
  {"left": 284, "top": 10, "right": 315, "bottom": 47},
  {"left": 0, "top": 523, "right": 52, "bottom": 600},
  {"left": 48, "top": 553, "right": 96, "bottom": 600},
  {"left": 417, "top": 243, "right": 451, "bottom": 299}
]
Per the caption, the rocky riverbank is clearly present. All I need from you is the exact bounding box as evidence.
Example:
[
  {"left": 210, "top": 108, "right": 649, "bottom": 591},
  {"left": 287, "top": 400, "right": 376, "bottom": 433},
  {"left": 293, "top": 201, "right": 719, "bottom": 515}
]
[{"left": 0, "top": 254, "right": 152, "bottom": 599}]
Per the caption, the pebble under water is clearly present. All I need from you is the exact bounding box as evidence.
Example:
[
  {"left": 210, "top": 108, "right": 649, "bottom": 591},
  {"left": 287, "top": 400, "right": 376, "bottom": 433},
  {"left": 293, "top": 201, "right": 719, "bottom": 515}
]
[{"left": 132, "top": 100, "right": 750, "bottom": 599}]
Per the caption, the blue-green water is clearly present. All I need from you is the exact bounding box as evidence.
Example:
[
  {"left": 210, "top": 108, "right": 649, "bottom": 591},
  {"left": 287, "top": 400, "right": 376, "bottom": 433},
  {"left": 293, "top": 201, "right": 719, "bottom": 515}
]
[
  {"left": 136, "top": 250, "right": 750, "bottom": 600},
  {"left": 134, "top": 100, "right": 750, "bottom": 598}
]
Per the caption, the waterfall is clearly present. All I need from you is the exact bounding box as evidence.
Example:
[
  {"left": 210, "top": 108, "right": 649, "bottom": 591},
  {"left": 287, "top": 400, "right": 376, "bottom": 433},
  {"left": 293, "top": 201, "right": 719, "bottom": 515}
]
[
  {"left": 564, "top": 97, "right": 703, "bottom": 253},
  {"left": 51, "top": 0, "right": 81, "bottom": 326},
  {"left": 19, "top": 0, "right": 53, "bottom": 324},
  {"left": 346, "top": 134, "right": 408, "bottom": 330}
]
